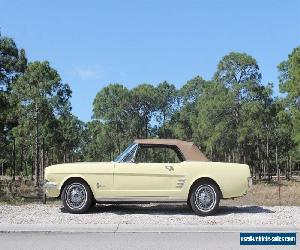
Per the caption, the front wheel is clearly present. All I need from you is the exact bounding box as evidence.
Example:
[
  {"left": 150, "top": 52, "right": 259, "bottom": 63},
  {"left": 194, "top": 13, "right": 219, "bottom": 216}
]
[
  {"left": 189, "top": 182, "right": 220, "bottom": 216},
  {"left": 61, "top": 181, "right": 93, "bottom": 214}
]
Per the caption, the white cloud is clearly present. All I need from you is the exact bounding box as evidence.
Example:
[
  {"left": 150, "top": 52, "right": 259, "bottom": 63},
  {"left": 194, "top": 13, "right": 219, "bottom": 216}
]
[{"left": 74, "top": 66, "right": 103, "bottom": 80}]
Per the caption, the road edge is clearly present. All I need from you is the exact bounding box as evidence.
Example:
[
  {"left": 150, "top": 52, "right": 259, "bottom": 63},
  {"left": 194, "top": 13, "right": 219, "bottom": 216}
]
[{"left": 0, "top": 224, "right": 298, "bottom": 233}]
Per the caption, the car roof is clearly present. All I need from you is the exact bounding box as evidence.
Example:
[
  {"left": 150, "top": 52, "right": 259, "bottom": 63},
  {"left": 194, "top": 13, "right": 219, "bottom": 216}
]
[{"left": 134, "top": 139, "right": 209, "bottom": 162}]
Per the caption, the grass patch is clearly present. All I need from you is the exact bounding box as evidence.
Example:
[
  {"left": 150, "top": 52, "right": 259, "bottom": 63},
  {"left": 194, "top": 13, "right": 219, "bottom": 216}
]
[{"left": 0, "top": 179, "right": 44, "bottom": 204}]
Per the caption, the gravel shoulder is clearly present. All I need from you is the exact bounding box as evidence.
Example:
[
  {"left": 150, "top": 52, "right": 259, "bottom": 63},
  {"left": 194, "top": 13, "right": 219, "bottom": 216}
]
[{"left": 0, "top": 203, "right": 299, "bottom": 229}]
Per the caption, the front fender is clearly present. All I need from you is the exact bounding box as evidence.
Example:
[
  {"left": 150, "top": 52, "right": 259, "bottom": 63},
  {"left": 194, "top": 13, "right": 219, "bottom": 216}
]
[{"left": 59, "top": 174, "right": 96, "bottom": 197}]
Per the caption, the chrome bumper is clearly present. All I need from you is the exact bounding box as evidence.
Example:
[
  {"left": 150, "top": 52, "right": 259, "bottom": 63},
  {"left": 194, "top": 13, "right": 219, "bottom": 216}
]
[
  {"left": 247, "top": 177, "right": 253, "bottom": 188},
  {"left": 43, "top": 180, "right": 60, "bottom": 199},
  {"left": 43, "top": 181, "right": 58, "bottom": 189}
]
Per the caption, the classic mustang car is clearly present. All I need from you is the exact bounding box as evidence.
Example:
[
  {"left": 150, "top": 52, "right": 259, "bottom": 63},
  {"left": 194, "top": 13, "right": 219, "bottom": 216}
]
[{"left": 44, "top": 139, "right": 252, "bottom": 216}]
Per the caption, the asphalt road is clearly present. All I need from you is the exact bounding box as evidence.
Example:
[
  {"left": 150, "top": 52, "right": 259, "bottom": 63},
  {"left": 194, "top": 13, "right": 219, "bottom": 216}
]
[{"left": 0, "top": 232, "right": 297, "bottom": 250}]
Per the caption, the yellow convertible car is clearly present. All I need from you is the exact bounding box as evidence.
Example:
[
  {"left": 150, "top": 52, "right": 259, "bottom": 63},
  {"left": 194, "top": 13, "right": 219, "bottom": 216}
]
[{"left": 44, "top": 139, "right": 252, "bottom": 216}]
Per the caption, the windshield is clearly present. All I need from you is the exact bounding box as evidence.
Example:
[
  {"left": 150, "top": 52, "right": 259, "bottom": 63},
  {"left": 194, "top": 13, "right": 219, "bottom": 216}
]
[{"left": 113, "top": 143, "right": 136, "bottom": 162}]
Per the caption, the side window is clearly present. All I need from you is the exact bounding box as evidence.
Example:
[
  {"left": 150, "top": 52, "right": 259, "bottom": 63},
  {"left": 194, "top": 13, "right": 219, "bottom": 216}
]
[{"left": 135, "top": 146, "right": 182, "bottom": 163}]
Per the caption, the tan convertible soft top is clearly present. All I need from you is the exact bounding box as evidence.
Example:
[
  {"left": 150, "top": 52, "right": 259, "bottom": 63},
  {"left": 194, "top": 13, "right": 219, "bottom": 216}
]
[{"left": 134, "top": 139, "right": 209, "bottom": 162}]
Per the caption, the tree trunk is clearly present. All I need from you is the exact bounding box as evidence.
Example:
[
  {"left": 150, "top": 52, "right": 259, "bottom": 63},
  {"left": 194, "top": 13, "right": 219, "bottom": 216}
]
[
  {"left": 266, "top": 134, "right": 269, "bottom": 177},
  {"left": 263, "top": 160, "right": 267, "bottom": 178},
  {"left": 285, "top": 157, "right": 287, "bottom": 178},
  {"left": 24, "top": 159, "right": 28, "bottom": 177},
  {"left": 257, "top": 145, "right": 260, "bottom": 179},
  {"left": 145, "top": 117, "right": 148, "bottom": 138},
  {"left": 20, "top": 143, "right": 24, "bottom": 173},
  {"left": 276, "top": 145, "right": 279, "bottom": 182},
  {"left": 117, "top": 138, "right": 121, "bottom": 154},
  {"left": 41, "top": 138, "right": 44, "bottom": 181},
  {"left": 12, "top": 137, "right": 16, "bottom": 181},
  {"left": 289, "top": 155, "right": 292, "bottom": 178},
  {"left": 51, "top": 147, "right": 54, "bottom": 165},
  {"left": 63, "top": 146, "right": 66, "bottom": 163},
  {"left": 34, "top": 103, "right": 40, "bottom": 187},
  {"left": 69, "top": 148, "right": 72, "bottom": 163},
  {"left": 45, "top": 150, "right": 49, "bottom": 168},
  {"left": 31, "top": 143, "right": 34, "bottom": 181}
]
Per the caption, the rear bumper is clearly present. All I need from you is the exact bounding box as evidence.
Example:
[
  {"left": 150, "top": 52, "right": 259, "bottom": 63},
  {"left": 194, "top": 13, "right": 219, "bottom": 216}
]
[
  {"left": 234, "top": 177, "right": 252, "bottom": 198},
  {"left": 221, "top": 176, "right": 252, "bottom": 199}
]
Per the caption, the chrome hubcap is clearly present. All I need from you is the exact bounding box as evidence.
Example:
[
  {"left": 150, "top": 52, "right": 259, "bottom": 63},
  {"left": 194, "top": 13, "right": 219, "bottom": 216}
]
[
  {"left": 195, "top": 185, "right": 216, "bottom": 212},
  {"left": 65, "top": 183, "right": 87, "bottom": 209}
]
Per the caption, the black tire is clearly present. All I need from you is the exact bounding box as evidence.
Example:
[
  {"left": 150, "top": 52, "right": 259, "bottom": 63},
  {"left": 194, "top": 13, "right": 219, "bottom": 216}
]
[
  {"left": 187, "top": 200, "right": 192, "bottom": 210},
  {"left": 189, "top": 182, "right": 220, "bottom": 216},
  {"left": 91, "top": 199, "right": 97, "bottom": 207},
  {"left": 61, "top": 180, "right": 93, "bottom": 214}
]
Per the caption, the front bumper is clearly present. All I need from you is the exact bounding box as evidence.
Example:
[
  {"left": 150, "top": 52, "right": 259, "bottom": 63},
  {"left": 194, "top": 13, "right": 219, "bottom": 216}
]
[
  {"left": 247, "top": 177, "right": 253, "bottom": 188},
  {"left": 43, "top": 181, "right": 60, "bottom": 197}
]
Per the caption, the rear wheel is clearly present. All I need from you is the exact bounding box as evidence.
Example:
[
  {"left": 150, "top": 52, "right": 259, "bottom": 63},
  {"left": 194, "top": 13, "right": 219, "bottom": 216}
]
[
  {"left": 91, "top": 199, "right": 97, "bottom": 207},
  {"left": 189, "top": 182, "right": 220, "bottom": 216},
  {"left": 61, "top": 181, "right": 93, "bottom": 214}
]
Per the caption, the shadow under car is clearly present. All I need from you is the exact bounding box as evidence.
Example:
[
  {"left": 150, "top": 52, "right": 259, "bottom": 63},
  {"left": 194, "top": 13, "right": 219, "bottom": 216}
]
[{"left": 60, "top": 204, "right": 274, "bottom": 215}]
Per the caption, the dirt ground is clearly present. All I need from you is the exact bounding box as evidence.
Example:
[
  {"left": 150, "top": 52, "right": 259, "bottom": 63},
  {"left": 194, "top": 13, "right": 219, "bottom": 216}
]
[
  {"left": 1, "top": 203, "right": 299, "bottom": 227},
  {"left": 222, "top": 181, "right": 300, "bottom": 207}
]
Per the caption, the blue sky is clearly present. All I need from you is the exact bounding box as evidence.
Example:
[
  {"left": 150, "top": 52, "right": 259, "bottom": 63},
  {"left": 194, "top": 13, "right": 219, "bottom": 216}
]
[{"left": 1, "top": 0, "right": 299, "bottom": 122}]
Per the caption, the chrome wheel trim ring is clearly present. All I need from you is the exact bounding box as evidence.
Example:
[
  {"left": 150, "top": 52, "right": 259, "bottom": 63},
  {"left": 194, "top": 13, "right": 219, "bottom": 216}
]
[
  {"left": 65, "top": 183, "right": 88, "bottom": 210},
  {"left": 194, "top": 184, "right": 217, "bottom": 212}
]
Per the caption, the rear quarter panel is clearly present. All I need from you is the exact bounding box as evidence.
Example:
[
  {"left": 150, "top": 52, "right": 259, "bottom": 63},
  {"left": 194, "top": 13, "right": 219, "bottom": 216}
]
[{"left": 182, "top": 161, "right": 251, "bottom": 198}]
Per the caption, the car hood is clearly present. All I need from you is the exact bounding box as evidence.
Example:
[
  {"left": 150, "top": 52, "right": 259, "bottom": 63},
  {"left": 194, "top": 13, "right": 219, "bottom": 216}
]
[{"left": 45, "top": 162, "right": 114, "bottom": 174}]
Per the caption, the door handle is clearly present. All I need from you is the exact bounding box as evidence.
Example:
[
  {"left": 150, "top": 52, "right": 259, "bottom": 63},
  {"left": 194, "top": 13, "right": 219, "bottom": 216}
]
[{"left": 165, "top": 165, "right": 174, "bottom": 171}]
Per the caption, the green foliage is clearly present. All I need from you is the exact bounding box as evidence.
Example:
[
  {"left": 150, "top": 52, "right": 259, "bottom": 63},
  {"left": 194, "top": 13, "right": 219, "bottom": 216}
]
[
  {"left": 0, "top": 31, "right": 299, "bottom": 182},
  {"left": 93, "top": 83, "right": 129, "bottom": 122},
  {"left": 214, "top": 52, "right": 262, "bottom": 90},
  {"left": 278, "top": 46, "right": 300, "bottom": 161},
  {"left": 279, "top": 47, "right": 300, "bottom": 99},
  {"left": 130, "top": 84, "right": 158, "bottom": 137},
  {"left": 82, "top": 120, "right": 115, "bottom": 161},
  {"left": 92, "top": 83, "right": 131, "bottom": 153},
  {"left": 0, "top": 33, "right": 27, "bottom": 177},
  {"left": 156, "top": 81, "right": 178, "bottom": 122},
  {"left": 0, "top": 35, "right": 27, "bottom": 88},
  {"left": 135, "top": 147, "right": 181, "bottom": 163},
  {"left": 58, "top": 112, "right": 85, "bottom": 162},
  {"left": 179, "top": 76, "right": 206, "bottom": 104},
  {"left": 13, "top": 61, "right": 71, "bottom": 113}
]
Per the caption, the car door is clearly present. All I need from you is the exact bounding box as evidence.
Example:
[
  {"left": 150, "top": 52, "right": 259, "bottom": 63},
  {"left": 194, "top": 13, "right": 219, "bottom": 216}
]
[
  {"left": 160, "top": 161, "right": 187, "bottom": 195},
  {"left": 113, "top": 145, "right": 186, "bottom": 199}
]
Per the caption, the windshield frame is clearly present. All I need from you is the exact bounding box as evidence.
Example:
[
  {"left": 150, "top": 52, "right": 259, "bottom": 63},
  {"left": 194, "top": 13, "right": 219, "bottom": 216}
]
[{"left": 113, "top": 143, "right": 138, "bottom": 163}]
